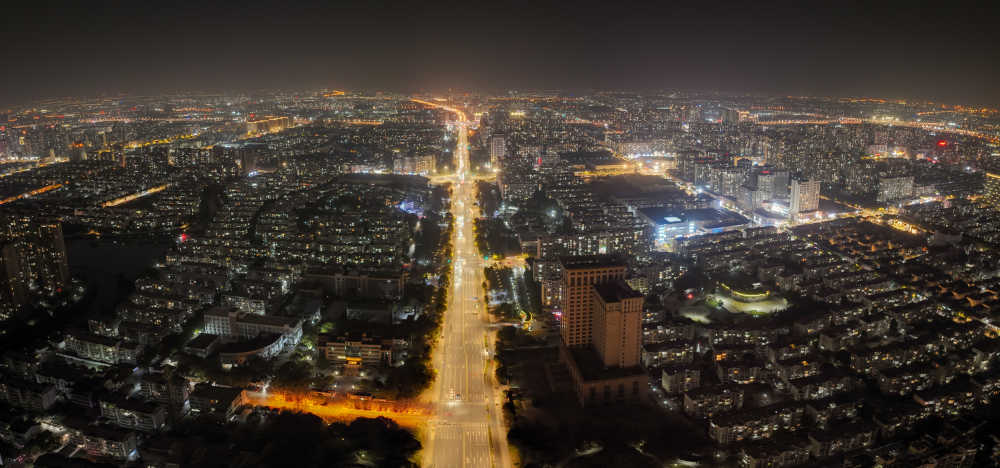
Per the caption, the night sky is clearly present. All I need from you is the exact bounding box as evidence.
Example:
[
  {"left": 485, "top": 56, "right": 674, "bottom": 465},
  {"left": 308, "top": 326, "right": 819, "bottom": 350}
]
[{"left": 2, "top": 1, "right": 999, "bottom": 105}]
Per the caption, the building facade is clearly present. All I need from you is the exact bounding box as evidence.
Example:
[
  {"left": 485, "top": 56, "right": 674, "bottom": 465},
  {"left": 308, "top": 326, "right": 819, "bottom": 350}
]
[
  {"left": 790, "top": 179, "right": 820, "bottom": 217},
  {"left": 559, "top": 257, "right": 627, "bottom": 347}
]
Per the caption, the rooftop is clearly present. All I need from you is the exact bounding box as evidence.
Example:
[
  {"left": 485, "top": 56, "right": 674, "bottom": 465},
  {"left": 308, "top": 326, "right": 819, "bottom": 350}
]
[
  {"left": 185, "top": 333, "right": 221, "bottom": 350},
  {"left": 594, "top": 280, "right": 643, "bottom": 303},
  {"left": 638, "top": 207, "right": 749, "bottom": 229},
  {"left": 560, "top": 255, "right": 626, "bottom": 271}
]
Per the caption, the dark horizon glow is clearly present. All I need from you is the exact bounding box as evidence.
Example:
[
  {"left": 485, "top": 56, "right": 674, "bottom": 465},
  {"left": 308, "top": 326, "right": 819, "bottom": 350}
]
[{"left": 2, "top": 1, "right": 1000, "bottom": 107}]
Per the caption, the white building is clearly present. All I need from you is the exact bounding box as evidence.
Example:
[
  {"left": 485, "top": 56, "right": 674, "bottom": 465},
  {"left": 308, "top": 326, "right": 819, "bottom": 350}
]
[
  {"left": 203, "top": 307, "right": 302, "bottom": 346},
  {"left": 489, "top": 134, "right": 506, "bottom": 167},
  {"left": 790, "top": 179, "right": 820, "bottom": 218}
]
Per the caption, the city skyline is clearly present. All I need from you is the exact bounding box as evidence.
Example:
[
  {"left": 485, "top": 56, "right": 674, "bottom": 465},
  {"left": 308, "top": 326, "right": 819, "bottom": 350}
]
[{"left": 4, "top": 3, "right": 1000, "bottom": 467}]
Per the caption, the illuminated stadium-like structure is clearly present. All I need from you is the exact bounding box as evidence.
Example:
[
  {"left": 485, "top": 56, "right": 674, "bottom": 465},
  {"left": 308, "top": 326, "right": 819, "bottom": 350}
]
[{"left": 717, "top": 280, "right": 771, "bottom": 303}]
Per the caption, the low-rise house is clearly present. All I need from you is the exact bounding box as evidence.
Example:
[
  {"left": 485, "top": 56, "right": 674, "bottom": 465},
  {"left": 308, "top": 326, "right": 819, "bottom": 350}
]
[
  {"left": 807, "top": 421, "right": 876, "bottom": 459},
  {"left": 61, "top": 419, "right": 139, "bottom": 461},
  {"left": 805, "top": 393, "right": 862, "bottom": 429},
  {"left": 0, "top": 415, "right": 41, "bottom": 447},
  {"left": 708, "top": 402, "right": 805, "bottom": 444},
  {"left": 0, "top": 374, "right": 58, "bottom": 411},
  {"left": 641, "top": 340, "right": 695, "bottom": 368},
  {"left": 786, "top": 372, "right": 857, "bottom": 401},
  {"left": 873, "top": 400, "right": 933, "bottom": 438},
  {"left": 775, "top": 354, "right": 822, "bottom": 381},
  {"left": 189, "top": 384, "right": 247, "bottom": 418},
  {"left": 736, "top": 435, "right": 811, "bottom": 468},
  {"left": 318, "top": 333, "right": 405, "bottom": 369},
  {"left": 63, "top": 331, "right": 139, "bottom": 365},
  {"left": 138, "top": 372, "right": 190, "bottom": 415},
  {"left": 683, "top": 385, "right": 745, "bottom": 418},
  {"left": 183, "top": 333, "right": 220, "bottom": 358},
  {"left": 99, "top": 395, "right": 167, "bottom": 432},
  {"left": 716, "top": 356, "right": 766, "bottom": 385},
  {"left": 875, "top": 361, "right": 947, "bottom": 396},
  {"left": 661, "top": 365, "right": 700, "bottom": 394}
]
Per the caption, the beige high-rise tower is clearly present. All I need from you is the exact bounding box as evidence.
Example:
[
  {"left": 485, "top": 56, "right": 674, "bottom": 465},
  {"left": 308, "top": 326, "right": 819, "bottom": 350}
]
[
  {"left": 592, "top": 281, "right": 643, "bottom": 368},
  {"left": 559, "top": 256, "right": 626, "bottom": 348},
  {"left": 559, "top": 256, "right": 647, "bottom": 406}
]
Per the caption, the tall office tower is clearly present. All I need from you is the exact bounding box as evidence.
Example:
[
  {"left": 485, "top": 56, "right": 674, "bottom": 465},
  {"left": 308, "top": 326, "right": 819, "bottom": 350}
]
[
  {"left": 559, "top": 255, "right": 647, "bottom": 406},
  {"left": 592, "top": 281, "right": 643, "bottom": 368},
  {"left": 983, "top": 173, "right": 1000, "bottom": 209},
  {"left": 737, "top": 184, "right": 767, "bottom": 212},
  {"left": 0, "top": 218, "right": 70, "bottom": 297},
  {"left": 717, "top": 168, "right": 745, "bottom": 197},
  {"left": 770, "top": 168, "right": 790, "bottom": 198},
  {"left": 489, "top": 133, "right": 506, "bottom": 167},
  {"left": 559, "top": 256, "right": 626, "bottom": 348},
  {"left": 0, "top": 243, "right": 29, "bottom": 318},
  {"left": 239, "top": 146, "right": 261, "bottom": 175},
  {"left": 752, "top": 166, "right": 790, "bottom": 199},
  {"left": 790, "top": 179, "right": 821, "bottom": 217},
  {"left": 35, "top": 222, "right": 70, "bottom": 293}
]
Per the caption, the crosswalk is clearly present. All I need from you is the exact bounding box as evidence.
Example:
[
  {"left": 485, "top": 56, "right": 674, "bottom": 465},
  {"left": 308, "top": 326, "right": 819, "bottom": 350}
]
[{"left": 432, "top": 422, "right": 491, "bottom": 468}]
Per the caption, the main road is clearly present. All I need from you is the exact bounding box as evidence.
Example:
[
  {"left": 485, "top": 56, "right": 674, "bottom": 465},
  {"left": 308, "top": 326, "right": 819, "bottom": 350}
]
[{"left": 418, "top": 99, "right": 512, "bottom": 468}]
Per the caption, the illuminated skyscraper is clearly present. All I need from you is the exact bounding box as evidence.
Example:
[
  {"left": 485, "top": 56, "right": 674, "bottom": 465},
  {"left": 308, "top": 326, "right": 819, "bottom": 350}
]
[
  {"left": 559, "top": 256, "right": 626, "bottom": 347},
  {"left": 0, "top": 243, "right": 29, "bottom": 318},
  {"left": 0, "top": 218, "right": 70, "bottom": 303},
  {"left": 592, "top": 281, "right": 643, "bottom": 368},
  {"left": 984, "top": 172, "right": 1000, "bottom": 208},
  {"left": 489, "top": 133, "right": 506, "bottom": 167},
  {"left": 558, "top": 256, "right": 647, "bottom": 406},
  {"left": 35, "top": 222, "right": 70, "bottom": 293},
  {"left": 790, "top": 179, "right": 820, "bottom": 218}
]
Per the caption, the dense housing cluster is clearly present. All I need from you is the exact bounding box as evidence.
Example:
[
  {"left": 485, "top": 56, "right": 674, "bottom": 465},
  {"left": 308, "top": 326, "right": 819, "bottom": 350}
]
[{"left": 3, "top": 89, "right": 1000, "bottom": 466}]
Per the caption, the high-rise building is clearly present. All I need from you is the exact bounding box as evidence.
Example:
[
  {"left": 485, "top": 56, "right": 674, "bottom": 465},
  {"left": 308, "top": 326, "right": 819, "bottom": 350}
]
[
  {"left": 0, "top": 243, "right": 29, "bottom": 318},
  {"left": 716, "top": 168, "right": 745, "bottom": 197},
  {"left": 238, "top": 146, "right": 262, "bottom": 175},
  {"left": 559, "top": 256, "right": 626, "bottom": 347},
  {"left": 738, "top": 184, "right": 767, "bottom": 212},
  {"left": 751, "top": 167, "right": 789, "bottom": 199},
  {"left": 790, "top": 179, "right": 821, "bottom": 217},
  {"left": 0, "top": 218, "right": 70, "bottom": 314},
  {"left": 489, "top": 134, "right": 506, "bottom": 167},
  {"left": 35, "top": 222, "right": 70, "bottom": 293},
  {"left": 592, "top": 281, "right": 643, "bottom": 368},
  {"left": 769, "top": 168, "right": 790, "bottom": 198},
  {"left": 983, "top": 172, "right": 1000, "bottom": 208},
  {"left": 559, "top": 256, "right": 647, "bottom": 406}
]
